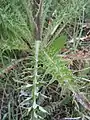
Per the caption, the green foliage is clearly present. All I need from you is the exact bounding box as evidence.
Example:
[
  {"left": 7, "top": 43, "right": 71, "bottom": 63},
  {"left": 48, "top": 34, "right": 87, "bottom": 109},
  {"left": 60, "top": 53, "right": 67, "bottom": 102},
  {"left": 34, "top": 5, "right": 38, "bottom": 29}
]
[
  {"left": 46, "top": 34, "right": 67, "bottom": 56},
  {"left": 40, "top": 34, "right": 74, "bottom": 88},
  {"left": 40, "top": 48, "right": 74, "bottom": 89},
  {"left": 0, "top": 0, "right": 32, "bottom": 50}
]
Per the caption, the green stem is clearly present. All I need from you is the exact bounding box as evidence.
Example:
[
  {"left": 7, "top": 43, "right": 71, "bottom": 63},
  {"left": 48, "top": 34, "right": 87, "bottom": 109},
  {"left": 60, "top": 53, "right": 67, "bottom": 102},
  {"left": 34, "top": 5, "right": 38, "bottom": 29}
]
[{"left": 32, "top": 40, "right": 41, "bottom": 120}]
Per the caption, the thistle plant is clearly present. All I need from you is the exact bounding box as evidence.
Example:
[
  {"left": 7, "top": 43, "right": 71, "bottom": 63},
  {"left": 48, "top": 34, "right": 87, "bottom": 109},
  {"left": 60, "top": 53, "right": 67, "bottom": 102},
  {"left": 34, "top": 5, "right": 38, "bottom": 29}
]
[{"left": 0, "top": 0, "right": 89, "bottom": 120}]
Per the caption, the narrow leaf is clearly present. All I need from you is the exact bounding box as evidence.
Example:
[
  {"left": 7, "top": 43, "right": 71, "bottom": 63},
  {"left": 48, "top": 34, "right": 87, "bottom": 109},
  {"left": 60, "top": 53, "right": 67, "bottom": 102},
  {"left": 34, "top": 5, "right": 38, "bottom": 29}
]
[{"left": 39, "top": 106, "right": 48, "bottom": 113}]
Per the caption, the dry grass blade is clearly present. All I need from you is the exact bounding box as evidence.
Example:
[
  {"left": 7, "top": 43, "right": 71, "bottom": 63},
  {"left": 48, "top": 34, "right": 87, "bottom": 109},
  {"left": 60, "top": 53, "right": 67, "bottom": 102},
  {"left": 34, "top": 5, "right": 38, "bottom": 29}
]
[{"left": 74, "top": 92, "right": 90, "bottom": 111}]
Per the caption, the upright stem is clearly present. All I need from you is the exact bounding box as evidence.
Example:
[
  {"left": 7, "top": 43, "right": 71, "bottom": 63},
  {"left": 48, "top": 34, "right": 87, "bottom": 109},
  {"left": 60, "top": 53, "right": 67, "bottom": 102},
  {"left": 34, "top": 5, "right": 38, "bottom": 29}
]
[
  {"left": 32, "top": 40, "right": 41, "bottom": 120},
  {"left": 31, "top": 0, "right": 42, "bottom": 119}
]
